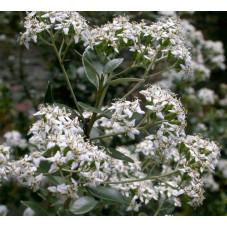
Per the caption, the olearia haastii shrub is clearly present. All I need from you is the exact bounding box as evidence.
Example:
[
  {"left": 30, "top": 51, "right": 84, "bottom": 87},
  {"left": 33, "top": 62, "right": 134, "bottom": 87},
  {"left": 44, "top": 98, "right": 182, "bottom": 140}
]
[{"left": 0, "top": 11, "right": 221, "bottom": 216}]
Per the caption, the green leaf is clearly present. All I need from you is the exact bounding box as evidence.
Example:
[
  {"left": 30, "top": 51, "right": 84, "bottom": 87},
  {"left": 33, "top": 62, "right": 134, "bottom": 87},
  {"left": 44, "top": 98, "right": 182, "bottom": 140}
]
[
  {"left": 82, "top": 50, "right": 103, "bottom": 88},
  {"left": 46, "top": 175, "right": 60, "bottom": 185},
  {"left": 39, "top": 160, "right": 51, "bottom": 173},
  {"left": 21, "top": 201, "right": 49, "bottom": 216},
  {"left": 105, "top": 146, "right": 134, "bottom": 163},
  {"left": 37, "top": 188, "right": 48, "bottom": 200},
  {"left": 44, "top": 81, "right": 54, "bottom": 104},
  {"left": 103, "top": 58, "right": 124, "bottom": 73},
  {"left": 87, "top": 186, "right": 130, "bottom": 205},
  {"left": 167, "top": 51, "right": 172, "bottom": 62},
  {"left": 69, "top": 196, "right": 98, "bottom": 215},
  {"left": 106, "top": 78, "right": 144, "bottom": 86},
  {"left": 78, "top": 102, "right": 111, "bottom": 118},
  {"left": 145, "top": 35, "right": 152, "bottom": 46}
]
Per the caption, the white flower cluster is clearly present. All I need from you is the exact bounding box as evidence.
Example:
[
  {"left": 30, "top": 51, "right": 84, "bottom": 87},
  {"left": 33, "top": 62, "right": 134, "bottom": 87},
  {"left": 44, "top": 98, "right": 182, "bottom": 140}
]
[
  {"left": 110, "top": 150, "right": 182, "bottom": 210},
  {"left": 217, "top": 159, "right": 227, "bottom": 179},
  {"left": 182, "top": 19, "right": 225, "bottom": 71},
  {"left": 112, "top": 147, "right": 142, "bottom": 178},
  {"left": 154, "top": 179, "right": 184, "bottom": 207},
  {"left": 203, "top": 173, "right": 219, "bottom": 192},
  {"left": 110, "top": 147, "right": 158, "bottom": 211},
  {"left": 28, "top": 104, "right": 114, "bottom": 189},
  {"left": 98, "top": 99, "right": 144, "bottom": 139},
  {"left": 219, "top": 94, "right": 227, "bottom": 107},
  {"left": 157, "top": 18, "right": 225, "bottom": 89},
  {"left": 181, "top": 135, "right": 220, "bottom": 172},
  {"left": 136, "top": 135, "right": 220, "bottom": 208},
  {"left": 90, "top": 16, "right": 191, "bottom": 71},
  {"left": 197, "top": 88, "right": 217, "bottom": 105},
  {"left": 0, "top": 105, "right": 117, "bottom": 197},
  {"left": 0, "top": 144, "right": 44, "bottom": 191},
  {"left": 136, "top": 139, "right": 156, "bottom": 156},
  {"left": 112, "top": 177, "right": 158, "bottom": 212},
  {"left": 20, "top": 12, "right": 192, "bottom": 71},
  {"left": 89, "top": 16, "right": 146, "bottom": 53},
  {"left": 203, "top": 40, "right": 226, "bottom": 70},
  {"left": 4, "top": 130, "right": 27, "bottom": 149},
  {"left": 138, "top": 85, "right": 186, "bottom": 160},
  {"left": 8, "top": 159, "right": 43, "bottom": 192},
  {"left": 19, "top": 11, "right": 89, "bottom": 49},
  {"left": 0, "top": 144, "right": 10, "bottom": 182},
  {"left": 91, "top": 85, "right": 220, "bottom": 210},
  {"left": 184, "top": 179, "right": 205, "bottom": 207},
  {"left": 157, "top": 60, "right": 211, "bottom": 89},
  {"left": 1, "top": 132, "right": 44, "bottom": 190},
  {"left": 48, "top": 178, "right": 78, "bottom": 199},
  {"left": 176, "top": 134, "right": 220, "bottom": 207},
  {"left": 131, "top": 85, "right": 220, "bottom": 207}
]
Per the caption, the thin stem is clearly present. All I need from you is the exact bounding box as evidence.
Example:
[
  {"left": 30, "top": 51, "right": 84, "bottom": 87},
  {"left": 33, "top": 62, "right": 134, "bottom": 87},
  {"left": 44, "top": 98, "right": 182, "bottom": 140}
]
[
  {"left": 155, "top": 55, "right": 167, "bottom": 63},
  {"left": 122, "top": 61, "right": 153, "bottom": 99},
  {"left": 137, "top": 120, "right": 165, "bottom": 131},
  {"left": 123, "top": 80, "right": 144, "bottom": 99},
  {"left": 60, "top": 170, "right": 65, "bottom": 182},
  {"left": 62, "top": 168, "right": 80, "bottom": 173},
  {"left": 63, "top": 198, "right": 71, "bottom": 210},
  {"left": 142, "top": 158, "right": 153, "bottom": 171},
  {"left": 53, "top": 29, "right": 61, "bottom": 38},
  {"left": 98, "top": 85, "right": 108, "bottom": 109},
  {"left": 46, "top": 191, "right": 51, "bottom": 212},
  {"left": 159, "top": 179, "right": 178, "bottom": 189},
  {"left": 148, "top": 163, "right": 156, "bottom": 175},
  {"left": 111, "top": 63, "right": 136, "bottom": 78},
  {"left": 154, "top": 199, "right": 165, "bottom": 216},
  {"left": 59, "top": 38, "right": 65, "bottom": 56},
  {"left": 136, "top": 112, "right": 150, "bottom": 128},
  {"left": 142, "top": 129, "right": 150, "bottom": 136},
  {"left": 146, "top": 62, "right": 177, "bottom": 80},
  {"left": 104, "top": 170, "right": 179, "bottom": 185},
  {"left": 39, "top": 35, "right": 53, "bottom": 46},
  {"left": 61, "top": 37, "right": 73, "bottom": 62},
  {"left": 90, "top": 131, "right": 126, "bottom": 141},
  {"left": 50, "top": 32, "right": 86, "bottom": 125},
  {"left": 122, "top": 53, "right": 176, "bottom": 99},
  {"left": 87, "top": 76, "right": 105, "bottom": 136}
]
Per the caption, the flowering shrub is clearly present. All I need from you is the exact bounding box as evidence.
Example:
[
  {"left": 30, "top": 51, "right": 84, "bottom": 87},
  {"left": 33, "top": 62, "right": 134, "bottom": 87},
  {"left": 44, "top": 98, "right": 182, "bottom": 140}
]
[{"left": 0, "top": 11, "right": 224, "bottom": 216}]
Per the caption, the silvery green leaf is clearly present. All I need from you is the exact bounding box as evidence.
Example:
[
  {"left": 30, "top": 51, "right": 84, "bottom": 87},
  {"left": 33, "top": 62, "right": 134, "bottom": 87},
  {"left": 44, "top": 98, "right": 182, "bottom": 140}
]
[
  {"left": 69, "top": 196, "right": 98, "bottom": 215},
  {"left": 104, "top": 58, "right": 124, "bottom": 73},
  {"left": 82, "top": 50, "right": 103, "bottom": 88},
  {"left": 87, "top": 186, "right": 130, "bottom": 205}
]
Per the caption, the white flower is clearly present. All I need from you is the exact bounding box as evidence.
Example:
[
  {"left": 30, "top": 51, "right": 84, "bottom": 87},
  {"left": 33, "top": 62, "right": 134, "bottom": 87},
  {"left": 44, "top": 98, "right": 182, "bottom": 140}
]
[
  {"left": 197, "top": 88, "right": 217, "bottom": 105},
  {"left": 47, "top": 151, "right": 66, "bottom": 173},
  {"left": 0, "top": 205, "right": 8, "bottom": 216},
  {"left": 23, "top": 207, "right": 35, "bottom": 216},
  {"left": 47, "top": 178, "right": 78, "bottom": 199},
  {"left": 4, "top": 130, "right": 27, "bottom": 149}
]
